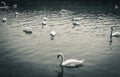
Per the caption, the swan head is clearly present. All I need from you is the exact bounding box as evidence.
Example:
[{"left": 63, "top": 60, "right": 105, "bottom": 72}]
[
  {"left": 57, "top": 53, "right": 63, "bottom": 59},
  {"left": 111, "top": 27, "right": 113, "bottom": 30}
]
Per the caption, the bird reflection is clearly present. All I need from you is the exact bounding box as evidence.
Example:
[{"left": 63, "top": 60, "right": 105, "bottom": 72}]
[
  {"left": 57, "top": 66, "right": 64, "bottom": 77},
  {"left": 109, "top": 36, "right": 112, "bottom": 46}
]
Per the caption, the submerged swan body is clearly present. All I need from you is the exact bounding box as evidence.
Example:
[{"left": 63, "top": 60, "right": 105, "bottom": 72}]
[
  {"left": 57, "top": 53, "right": 84, "bottom": 67},
  {"left": 50, "top": 31, "right": 56, "bottom": 37}
]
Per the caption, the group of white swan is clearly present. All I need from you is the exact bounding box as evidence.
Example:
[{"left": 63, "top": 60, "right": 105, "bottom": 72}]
[
  {"left": 57, "top": 53, "right": 85, "bottom": 68},
  {"left": 22, "top": 17, "right": 57, "bottom": 40},
  {"left": 1, "top": 1, "right": 18, "bottom": 22}
]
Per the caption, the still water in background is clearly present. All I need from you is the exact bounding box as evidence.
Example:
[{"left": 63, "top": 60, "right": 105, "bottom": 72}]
[{"left": 0, "top": 5, "right": 120, "bottom": 77}]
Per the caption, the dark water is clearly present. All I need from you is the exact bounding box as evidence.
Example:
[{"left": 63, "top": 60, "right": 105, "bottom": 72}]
[{"left": 0, "top": 4, "right": 120, "bottom": 77}]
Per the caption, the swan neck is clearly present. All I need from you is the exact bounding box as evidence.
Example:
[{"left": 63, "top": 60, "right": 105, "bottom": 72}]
[
  {"left": 110, "top": 27, "right": 113, "bottom": 43},
  {"left": 110, "top": 27, "right": 113, "bottom": 37},
  {"left": 60, "top": 54, "right": 64, "bottom": 65}
]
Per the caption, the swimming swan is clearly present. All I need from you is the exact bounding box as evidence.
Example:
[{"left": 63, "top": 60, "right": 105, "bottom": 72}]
[
  {"left": 50, "top": 31, "right": 56, "bottom": 40},
  {"left": 109, "top": 26, "right": 120, "bottom": 44},
  {"left": 15, "top": 12, "right": 18, "bottom": 15},
  {"left": 2, "top": 17, "right": 7, "bottom": 22},
  {"left": 23, "top": 27, "right": 32, "bottom": 33},
  {"left": 57, "top": 53, "right": 84, "bottom": 67},
  {"left": 110, "top": 26, "right": 120, "bottom": 37},
  {"left": 72, "top": 21, "right": 80, "bottom": 28}
]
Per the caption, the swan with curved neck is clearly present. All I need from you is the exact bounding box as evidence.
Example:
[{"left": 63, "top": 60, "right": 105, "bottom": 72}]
[
  {"left": 109, "top": 26, "right": 120, "bottom": 43},
  {"left": 110, "top": 26, "right": 120, "bottom": 37},
  {"left": 57, "top": 53, "right": 84, "bottom": 67}
]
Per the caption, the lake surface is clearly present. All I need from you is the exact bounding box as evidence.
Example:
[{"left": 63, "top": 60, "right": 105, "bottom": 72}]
[{"left": 0, "top": 4, "right": 120, "bottom": 77}]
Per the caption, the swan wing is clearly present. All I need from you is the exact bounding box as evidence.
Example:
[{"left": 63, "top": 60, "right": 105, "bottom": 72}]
[
  {"left": 50, "top": 31, "right": 56, "bottom": 35},
  {"left": 112, "top": 32, "right": 120, "bottom": 37},
  {"left": 62, "top": 59, "right": 84, "bottom": 67}
]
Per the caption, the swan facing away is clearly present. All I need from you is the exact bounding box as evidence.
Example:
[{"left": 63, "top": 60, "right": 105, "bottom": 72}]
[
  {"left": 57, "top": 53, "right": 85, "bottom": 68},
  {"left": 23, "top": 27, "right": 32, "bottom": 33}
]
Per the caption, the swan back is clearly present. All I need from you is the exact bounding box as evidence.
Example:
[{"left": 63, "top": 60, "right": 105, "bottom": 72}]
[
  {"left": 72, "top": 21, "right": 80, "bottom": 28},
  {"left": 50, "top": 31, "right": 56, "bottom": 36},
  {"left": 23, "top": 27, "right": 32, "bottom": 33},
  {"left": 2, "top": 17, "right": 7, "bottom": 22},
  {"left": 112, "top": 32, "right": 120, "bottom": 37},
  {"left": 62, "top": 59, "right": 84, "bottom": 67},
  {"left": 42, "top": 21, "right": 46, "bottom": 25},
  {"left": 15, "top": 12, "right": 18, "bottom": 15}
]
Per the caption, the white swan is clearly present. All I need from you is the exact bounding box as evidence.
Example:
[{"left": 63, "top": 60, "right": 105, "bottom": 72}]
[
  {"left": 50, "top": 31, "right": 56, "bottom": 40},
  {"left": 13, "top": 4, "right": 17, "bottom": 9},
  {"left": 2, "top": 17, "right": 7, "bottom": 22},
  {"left": 42, "top": 21, "right": 46, "bottom": 25},
  {"left": 72, "top": 21, "right": 80, "bottom": 28},
  {"left": 115, "top": 5, "right": 118, "bottom": 9},
  {"left": 112, "top": 32, "right": 120, "bottom": 37},
  {"left": 42, "top": 17, "right": 47, "bottom": 21},
  {"left": 57, "top": 53, "right": 85, "bottom": 67},
  {"left": 15, "top": 12, "right": 18, "bottom": 15},
  {"left": 110, "top": 27, "right": 120, "bottom": 37},
  {"left": 23, "top": 27, "right": 32, "bottom": 33}
]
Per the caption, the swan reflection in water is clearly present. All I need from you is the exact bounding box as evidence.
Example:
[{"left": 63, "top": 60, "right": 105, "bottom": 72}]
[
  {"left": 57, "top": 66, "right": 64, "bottom": 77},
  {"left": 57, "top": 65, "right": 84, "bottom": 77}
]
